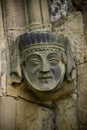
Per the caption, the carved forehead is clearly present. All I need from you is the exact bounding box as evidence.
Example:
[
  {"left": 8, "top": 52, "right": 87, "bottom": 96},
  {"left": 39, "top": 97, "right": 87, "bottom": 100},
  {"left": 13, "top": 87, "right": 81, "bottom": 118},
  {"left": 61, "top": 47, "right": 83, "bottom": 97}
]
[{"left": 24, "top": 51, "right": 61, "bottom": 63}]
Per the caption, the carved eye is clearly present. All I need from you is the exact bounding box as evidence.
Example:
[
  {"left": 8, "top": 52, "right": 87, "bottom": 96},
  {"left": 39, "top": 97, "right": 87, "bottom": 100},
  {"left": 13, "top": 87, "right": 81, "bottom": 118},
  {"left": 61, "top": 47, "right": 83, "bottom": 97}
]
[
  {"left": 47, "top": 53, "right": 60, "bottom": 66},
  {"left": 25, "top": 54, "right": 42, "bottom": 68},
  {"left": 48, "top": 58, "right": 59, "bottom": 66},
  {"left": 30, "top": 59, "right": 41, "bottom": 67}
]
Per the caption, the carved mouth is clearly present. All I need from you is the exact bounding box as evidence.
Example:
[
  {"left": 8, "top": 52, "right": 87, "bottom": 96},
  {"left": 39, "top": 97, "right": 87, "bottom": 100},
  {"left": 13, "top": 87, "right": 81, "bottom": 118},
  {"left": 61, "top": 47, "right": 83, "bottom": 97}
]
[
  {"left": 38, "top": 76, "right": 53, "bottom": 82},
  {"left": 39, "top": 76, "right": 52, "bottom": 79}
]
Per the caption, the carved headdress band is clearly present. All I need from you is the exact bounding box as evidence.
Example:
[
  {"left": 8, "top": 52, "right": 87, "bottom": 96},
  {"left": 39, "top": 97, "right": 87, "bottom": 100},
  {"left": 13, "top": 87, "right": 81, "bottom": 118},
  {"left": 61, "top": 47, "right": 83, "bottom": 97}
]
[{"left": 18, "top": 31, "right": 67, "bottom": 56}]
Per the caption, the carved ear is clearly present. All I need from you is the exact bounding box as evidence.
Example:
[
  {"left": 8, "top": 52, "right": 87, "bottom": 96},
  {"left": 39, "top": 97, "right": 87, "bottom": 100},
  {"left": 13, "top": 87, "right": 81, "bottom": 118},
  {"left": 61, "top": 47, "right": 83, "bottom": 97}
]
[
  {"left": 65, "top": 38, "right": 76, "bottom": 81},
  {"left": 9, "top": 37, "right": 22, "bottom": 84}
]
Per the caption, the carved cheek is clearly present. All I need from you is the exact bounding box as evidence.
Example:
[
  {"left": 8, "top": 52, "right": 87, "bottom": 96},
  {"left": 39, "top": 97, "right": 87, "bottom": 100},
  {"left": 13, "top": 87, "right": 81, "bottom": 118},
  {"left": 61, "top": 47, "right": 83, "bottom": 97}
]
[
  {"left": 51, "top": 66, "right": 62, "bottom": 79},
  {"left": 28, "top": 63, "right": 42, "bottom": 77},
  {"left": 31, "top": 67, "right": 42, "bottom": 77}
]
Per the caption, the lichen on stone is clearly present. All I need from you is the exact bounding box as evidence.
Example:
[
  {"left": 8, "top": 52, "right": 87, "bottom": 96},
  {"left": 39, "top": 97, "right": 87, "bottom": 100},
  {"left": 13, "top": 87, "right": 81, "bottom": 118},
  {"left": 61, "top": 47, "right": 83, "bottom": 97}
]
[{"left": 49, "top": 0, "right": 68, "bottom": 22}]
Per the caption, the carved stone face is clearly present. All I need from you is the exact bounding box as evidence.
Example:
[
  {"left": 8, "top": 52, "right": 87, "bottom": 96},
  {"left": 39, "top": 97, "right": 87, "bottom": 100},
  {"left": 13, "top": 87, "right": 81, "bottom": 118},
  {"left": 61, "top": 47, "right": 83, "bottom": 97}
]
[{"left": 22, "top": 45, "right": 66, "bottom": 93}]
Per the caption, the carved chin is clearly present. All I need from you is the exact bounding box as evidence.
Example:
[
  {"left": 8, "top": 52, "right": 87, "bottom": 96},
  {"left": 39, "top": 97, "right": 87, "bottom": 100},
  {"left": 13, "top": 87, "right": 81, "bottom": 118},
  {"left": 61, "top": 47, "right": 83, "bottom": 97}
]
[
  {"left": 22, "top": 68, "right": 65, "bottom": 100},
  {"left": 24, "top": 76, "right": 65, "bottom": 101},
  {"left": 24, "top": 73, "right": 64, "bottom": 92}
]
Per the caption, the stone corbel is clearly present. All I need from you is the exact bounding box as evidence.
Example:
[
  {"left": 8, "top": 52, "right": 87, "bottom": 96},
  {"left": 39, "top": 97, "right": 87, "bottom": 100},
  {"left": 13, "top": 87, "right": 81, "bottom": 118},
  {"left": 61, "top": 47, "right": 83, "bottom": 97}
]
[
  {"left": 10, "top": 31, "right": 76, "bottom": 101},
  {"left": 9, "top": 0, "right": 76, "bottom": 101}
]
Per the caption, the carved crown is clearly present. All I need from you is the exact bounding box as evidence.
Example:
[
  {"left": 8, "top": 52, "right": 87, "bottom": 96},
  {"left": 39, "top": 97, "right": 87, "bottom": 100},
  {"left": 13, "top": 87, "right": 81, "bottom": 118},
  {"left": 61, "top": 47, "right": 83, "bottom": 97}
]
[{"left": 17, "top": 31, "right": 67, "bottom": 55}]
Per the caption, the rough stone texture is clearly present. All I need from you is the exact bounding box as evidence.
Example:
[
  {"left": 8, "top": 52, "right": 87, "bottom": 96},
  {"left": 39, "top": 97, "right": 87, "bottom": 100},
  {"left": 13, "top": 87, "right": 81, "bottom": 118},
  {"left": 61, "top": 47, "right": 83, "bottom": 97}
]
[
  {"left": 0, "top": 0, "right": 7, "bottom": 96},
  {"left": 50, "top": 0, "right": 67, "bottom": 22},
  {"left": 16, "top": 98, "right": 55, "bottom": 130},
  {"left": 0, "top": 2, "right": 2, "bottom": 95},
  {"left": 0, "top": 86, "right": 1, "bottom": 96},
  {"left": 82, "top": 2, "right": 87, "bottom": 43},
  {"left": 0, "top": 0, "right": 86, "bottom": 130},
  {"left": 7, "top": 83, "right": 40, "bottom": 103},
  {"left": 53, "top": 12, "right": 86, "bottom": 64},
  {"left": 2, "top": 0, "right": 27, "bottom": 97},
  {"left": 4, "top": 0, "right": 51, "bottom": 102},
  {"left": 77, "top": 63, "right": 87, "bottom": 130},
  {"left": 55, "top": 95, "right": 78, "bottom": 130},
  {"left": 2, "top": 0, "right": 27, "bottom": 77},
  {"left": 7, "top": 80, "right": 74, "bottom": 103},
  {"left": 6, "top": 30, "right": 25, "bottom": 82},
  {"left": 2, "top": 0, "right": 27, "bottom": 30},
  {"left": 53, "top": 11, "right": 87, "bottom": 130},
  {"left": 72, "top": 0, "right": 83, "bottom": 6},
  {"left": 0, "top": 97, "right": 16, "bottom": 130},
  {"left": 51, "top": 11, "right": 86, "bottom": 130}
]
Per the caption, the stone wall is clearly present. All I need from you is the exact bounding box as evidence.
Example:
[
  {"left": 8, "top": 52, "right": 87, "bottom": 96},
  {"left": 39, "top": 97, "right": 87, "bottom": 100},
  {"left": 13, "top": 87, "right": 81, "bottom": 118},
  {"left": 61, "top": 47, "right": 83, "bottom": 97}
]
[{"left": 0, "top": 0, "right": 87, "bottom": 130}]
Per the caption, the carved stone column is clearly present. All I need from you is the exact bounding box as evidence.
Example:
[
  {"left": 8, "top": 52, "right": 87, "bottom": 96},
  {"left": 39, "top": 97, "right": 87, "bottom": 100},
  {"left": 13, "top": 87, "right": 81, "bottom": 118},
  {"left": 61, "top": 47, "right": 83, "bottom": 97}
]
[{"left": 27, "top": 0, "right": 51, "bottom": 31}]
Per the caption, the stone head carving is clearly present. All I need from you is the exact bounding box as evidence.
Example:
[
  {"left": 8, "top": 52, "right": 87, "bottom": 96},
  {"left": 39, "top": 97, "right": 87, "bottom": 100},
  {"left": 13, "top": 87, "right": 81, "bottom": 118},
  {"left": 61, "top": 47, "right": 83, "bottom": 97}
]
[{"left": 11, "top": 31, "right": 76, "bottom": 100}]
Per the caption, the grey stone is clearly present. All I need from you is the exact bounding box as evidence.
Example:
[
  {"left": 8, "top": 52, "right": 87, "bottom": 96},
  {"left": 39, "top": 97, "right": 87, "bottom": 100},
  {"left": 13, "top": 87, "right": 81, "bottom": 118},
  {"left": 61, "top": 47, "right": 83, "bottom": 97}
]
[{"left": 10, "top": 31, "right": 76, "bottom": 101}]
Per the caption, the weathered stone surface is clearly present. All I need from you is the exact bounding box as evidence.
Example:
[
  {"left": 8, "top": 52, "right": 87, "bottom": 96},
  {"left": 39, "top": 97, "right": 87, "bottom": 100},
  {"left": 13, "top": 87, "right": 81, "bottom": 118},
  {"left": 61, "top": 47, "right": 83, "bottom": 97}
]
[
  {"left": 40, "top": 0, "right": 51, "bottom": 29},
  {"left": 0, "top": 1, "right": 86, "bottom": 130},
  {"left": 27, "top": 0, "right": 51, "bottom": 30},
  {"left": 7, "top": 31, "right": 75, "bottom": 102},
  {"left": 50, "top": 0, "right": 67, "bottom": 22},
  {"left": 2, "top": 0, "right": 27, "bottom": 30},
  {"left": 72, "top": 0, "right": 83, "bottom": 6},
  {"left": 27, "top": 0, "right": 42, "bottom": 30},
  {"left": 77, "top": 63, "right": 87, "bottom": 129},
  {"left": 7, "top": 83, "right": 39, "bottom": 103},
  {"left": 2, "top": 1, "right": 27, "bottom": 89},
  {"left": 82, "top": 3, "right": 87, "bottom": 43},
  {"left": 16, "top": 98, "right": 55, "bottom": 130},
  {"left": 53, "top": 12, "right": 86, "bottom": 64},
  {"left": 0, "top": 86, "right": 1, "bottom": 96},
  {"left": 0, "top": 97, "right": 16, "bottom": 130},
  {"left": 6, "top": 30, "right": 25, "bottom": 81},
  {"left": 0, "top": 1, "right": 7, "bottom": 96},
  {"left": 7, "top": 81, "right": 74, "bottom": 104},
  {"left": 55, "top": 95, "right": 78, "bottom": 130},
  {"left": 11, "top": 31, "right": 75, "bottom": 101}
]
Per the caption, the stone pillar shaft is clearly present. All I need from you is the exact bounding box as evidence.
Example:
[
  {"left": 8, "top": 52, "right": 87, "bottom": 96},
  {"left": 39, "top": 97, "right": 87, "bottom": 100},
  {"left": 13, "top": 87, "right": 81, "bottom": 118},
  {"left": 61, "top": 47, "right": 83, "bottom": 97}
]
[{"left": 27, "top": 0, "right": 51, "bottom": 31}]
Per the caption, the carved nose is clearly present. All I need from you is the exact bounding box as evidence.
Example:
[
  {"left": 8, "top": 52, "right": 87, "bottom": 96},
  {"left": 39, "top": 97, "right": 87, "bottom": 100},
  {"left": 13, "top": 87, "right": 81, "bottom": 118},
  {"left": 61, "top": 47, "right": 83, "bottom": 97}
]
[{"left": 41, "top": 62, "right": 50, "bottom": 73}]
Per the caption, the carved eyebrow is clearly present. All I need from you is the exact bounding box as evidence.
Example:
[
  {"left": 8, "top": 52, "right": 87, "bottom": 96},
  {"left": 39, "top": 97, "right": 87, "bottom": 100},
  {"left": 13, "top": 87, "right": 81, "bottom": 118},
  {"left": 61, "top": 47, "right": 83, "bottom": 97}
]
[
  {"left": 26, "top": 54, "right": 41, "bottom": 61},
  {"left": 47, "top": 53, "right": 59, "bottom": 59}
]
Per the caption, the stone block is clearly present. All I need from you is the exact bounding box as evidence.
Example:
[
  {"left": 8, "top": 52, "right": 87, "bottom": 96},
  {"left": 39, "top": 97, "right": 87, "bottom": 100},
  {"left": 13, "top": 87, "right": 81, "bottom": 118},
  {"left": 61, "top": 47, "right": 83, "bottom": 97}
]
[
  {"left": 3, "top": 0, "right": 27, "bottom": 30},
  {"left": 0, "top": 97, "right": 16, "bottom": 130},
  {"left": 16, "top": 98, "right": 55, "bottom": 130},
  {"left": 55, "top": 95, "right": 78, "bottom": 130},
  {"left": 53, "top": 12, "right": 85, "bottom": 64}
]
